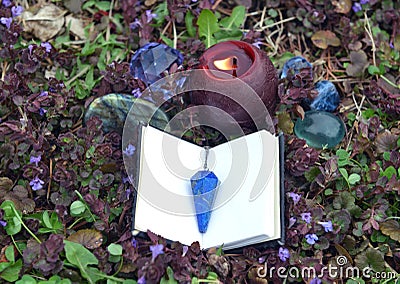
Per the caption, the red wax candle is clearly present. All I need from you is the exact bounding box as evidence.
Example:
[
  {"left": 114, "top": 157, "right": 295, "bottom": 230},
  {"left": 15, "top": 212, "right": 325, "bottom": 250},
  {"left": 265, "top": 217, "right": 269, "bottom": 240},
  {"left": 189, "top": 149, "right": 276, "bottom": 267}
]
[{"left": 191, "top": 40, "right": 278, "bottom": 132}]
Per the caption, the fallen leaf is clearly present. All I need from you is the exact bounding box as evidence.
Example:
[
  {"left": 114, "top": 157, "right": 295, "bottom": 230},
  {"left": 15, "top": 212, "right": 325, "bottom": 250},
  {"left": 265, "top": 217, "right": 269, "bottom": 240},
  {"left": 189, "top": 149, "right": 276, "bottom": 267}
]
[
  {"left": 65, "top": 15, "right": 91, "bottom": 40},
  {"left": 380, "top": 220, "right": 400, "bottom": 242},
  {"left": 345, "top": 50, "right": 369, "bottom": 77},
  {"left": 63, "top": 0, "right": 85, "bottom": 13},
  {"left": 0, "top": 177, "right": 13, "bottom": 192},
  {"left": 22, "top": 4, "right": 67, "bottom": 42},
  {"left": 375, "top": 131, "right": 399, "bottom": 153},
  {"left": 277, "top": 112, "right": 294, "bottom": 134},
  {"left": 145, "top": 0, "right": 157, "bottom": 6},
  {"left": 311, "top": 30, "right": 341, "bottom": 49},
  {"left": 348, "top": 41, "right": 362, "bottom": 51},
  {"left": 331, "top": 0, "right": 352, "bottom": 14},
  {"left": 293, "top": 104, "right": 305, "bottom": 120},
  {"left": 67, "top": 229, "right": 103, "bottom": 249}
]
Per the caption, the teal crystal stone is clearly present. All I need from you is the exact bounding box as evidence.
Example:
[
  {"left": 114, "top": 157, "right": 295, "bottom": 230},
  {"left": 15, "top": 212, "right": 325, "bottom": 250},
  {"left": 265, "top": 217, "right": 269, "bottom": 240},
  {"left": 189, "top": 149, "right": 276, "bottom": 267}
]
[
  {"left": 84, "top": 93, "right": 169, "bottom": 133},
  {"left": 294, "top": 111, "right": 345, "bottom": 149},
  {"left": 190, "top": 170, "right": 219, "bottom": 233}
]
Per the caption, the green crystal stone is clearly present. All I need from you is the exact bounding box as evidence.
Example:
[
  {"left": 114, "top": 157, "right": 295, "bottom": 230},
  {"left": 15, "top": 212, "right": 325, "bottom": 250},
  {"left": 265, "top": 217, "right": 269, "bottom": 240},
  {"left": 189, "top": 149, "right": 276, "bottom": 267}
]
[
  {"left": 84, "top": 93, "right": 169, "bottom": 134},
  {"left": 294, "top": 111, "right": 345, "bottom": 149}
]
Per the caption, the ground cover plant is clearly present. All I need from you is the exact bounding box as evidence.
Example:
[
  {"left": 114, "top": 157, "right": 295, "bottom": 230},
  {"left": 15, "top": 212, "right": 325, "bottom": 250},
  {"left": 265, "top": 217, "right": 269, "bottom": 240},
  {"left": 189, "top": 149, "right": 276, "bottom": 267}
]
[{"left": 0, "top": 0, "right": 399, "bottom": 283}]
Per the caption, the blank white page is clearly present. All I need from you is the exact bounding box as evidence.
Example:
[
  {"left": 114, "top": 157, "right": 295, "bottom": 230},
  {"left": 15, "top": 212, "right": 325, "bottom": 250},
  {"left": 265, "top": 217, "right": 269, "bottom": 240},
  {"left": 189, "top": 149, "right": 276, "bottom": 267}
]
[
  {"left": 134, "top": 126, "right": 204, "bottom": 245},
  {"left": 203, "top": 130, "right": 278, "bottom": 248}
]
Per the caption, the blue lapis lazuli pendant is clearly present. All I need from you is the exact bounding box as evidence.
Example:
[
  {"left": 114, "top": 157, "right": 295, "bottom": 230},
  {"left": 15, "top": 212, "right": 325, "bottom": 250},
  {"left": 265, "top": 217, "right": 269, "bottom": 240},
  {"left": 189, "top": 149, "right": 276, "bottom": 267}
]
[{"left": 190, "top": 170, "right": 219, "bottom": 233}]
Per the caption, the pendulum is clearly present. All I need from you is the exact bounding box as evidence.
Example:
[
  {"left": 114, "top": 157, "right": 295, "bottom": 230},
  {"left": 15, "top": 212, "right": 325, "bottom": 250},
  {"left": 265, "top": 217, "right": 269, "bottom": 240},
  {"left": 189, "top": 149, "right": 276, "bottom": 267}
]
[{"left": 190, "top": 147, "right": 220, "bottom": 233}]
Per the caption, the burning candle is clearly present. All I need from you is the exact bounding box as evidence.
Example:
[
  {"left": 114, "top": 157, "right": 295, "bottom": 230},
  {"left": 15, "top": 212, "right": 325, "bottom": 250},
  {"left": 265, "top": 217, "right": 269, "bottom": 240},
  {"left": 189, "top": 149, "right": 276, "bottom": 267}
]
[{"left": 191, "top": 40, "right": 278, "bottom": 132}]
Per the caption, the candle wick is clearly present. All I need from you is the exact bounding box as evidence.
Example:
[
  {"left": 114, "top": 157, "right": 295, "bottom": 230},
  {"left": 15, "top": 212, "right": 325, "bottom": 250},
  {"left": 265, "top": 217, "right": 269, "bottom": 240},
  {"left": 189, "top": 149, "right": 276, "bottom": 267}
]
[{"left": 232, "top": 57, "right": 238, "bottom": 77}]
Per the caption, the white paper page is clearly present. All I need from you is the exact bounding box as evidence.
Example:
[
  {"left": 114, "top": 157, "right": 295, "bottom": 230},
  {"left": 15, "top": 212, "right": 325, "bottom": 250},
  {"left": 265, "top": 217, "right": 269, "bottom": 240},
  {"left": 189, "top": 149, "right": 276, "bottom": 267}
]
[
  {"left": 134, "top": 126, "right": 205, "bottom": 246},
  {"left": 203, "top": 130, "right": 278, "bottom": 248}
]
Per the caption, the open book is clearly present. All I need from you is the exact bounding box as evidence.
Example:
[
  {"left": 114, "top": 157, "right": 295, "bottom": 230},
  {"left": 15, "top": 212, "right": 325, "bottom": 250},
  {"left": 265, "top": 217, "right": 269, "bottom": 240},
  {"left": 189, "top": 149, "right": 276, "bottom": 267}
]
[{"left": 132, "top": 125, "right": 284, "bottom": 250}]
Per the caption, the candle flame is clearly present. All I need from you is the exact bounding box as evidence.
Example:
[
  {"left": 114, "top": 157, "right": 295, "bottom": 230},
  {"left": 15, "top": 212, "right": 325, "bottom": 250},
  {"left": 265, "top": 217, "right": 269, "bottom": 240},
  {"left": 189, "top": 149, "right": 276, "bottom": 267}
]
[{"left": 213, "top": 57, "right": 237, "bottom": 71}]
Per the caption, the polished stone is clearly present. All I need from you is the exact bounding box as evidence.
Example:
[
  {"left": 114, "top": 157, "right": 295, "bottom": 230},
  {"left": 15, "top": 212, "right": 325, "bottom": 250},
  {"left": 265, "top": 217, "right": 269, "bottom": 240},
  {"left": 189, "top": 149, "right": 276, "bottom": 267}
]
[
  {"left": 84, "top": 93, "right": 169, "bottom": 134},
  {"left": 190, "top": 170, "right": 219, "bottom": 233},
  {"left": 294, "top": 111, "right": 345, "bottom": 148},
  {"left": 310, "top": 80, "right": 340, "bottom": 112},
  {"left": 130, "top": 42, "right": 184, "bottom": 85},
  {"left": 281, "top": 56, "right": 312, "bottom": 79}
]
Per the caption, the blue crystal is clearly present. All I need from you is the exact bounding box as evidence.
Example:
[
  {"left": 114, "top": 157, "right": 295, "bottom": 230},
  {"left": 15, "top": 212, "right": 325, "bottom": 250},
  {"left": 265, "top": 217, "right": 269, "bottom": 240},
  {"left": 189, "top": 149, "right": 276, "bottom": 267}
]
[
  {"left": 130, "top": 43, "right": 184, "bottom": 85},
  {"left": 190, "top": 170, "right": 219, "bottom": 233},
  {"left": 294, "top": 111, "right": 345, "bottom": 149},
  {"left": 310, "top": 80, "right": 340, "bottom": 112},
  {"left": 281, "top": 56, "right": 312, "bottom": 79}
]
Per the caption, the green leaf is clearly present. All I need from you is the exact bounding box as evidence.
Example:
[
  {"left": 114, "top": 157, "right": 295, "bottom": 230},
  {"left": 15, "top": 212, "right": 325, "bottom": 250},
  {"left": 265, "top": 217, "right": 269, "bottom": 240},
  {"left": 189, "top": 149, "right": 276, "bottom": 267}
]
[
  {"left": 122, "top": 280, "right": 137, "bottom": 284},
  {"left": 348, "top": 173, "right": 361, "bottom": 185},
  {"left": 94, "top": 1, "right": 111, "bottom": 11},
  {"left": 160, "top": 266, "right": 178, "bottom": 284},
  {"left": 214, "top": 29, "right": 243, "bottom": 43},
  {"left": 346, "top": 278, "right": 365, "bottom": 284},
  {"left": 206, "top": 272, "right": 218, "bottom": 280},
  {"left": 64, "top": 240, "right": 101, "bottom": 284},
  {"left": 153, "top": 2, "right": 168, "bottom": 26},
  {"left": 107, "top": 243, "right": 123, "bottom": 256},
  {"left": 70, "top": 200, "right": 86, "bottom": 216},
  {"left": 381, "top": 166, "right": 397, "bottom": 180},
  {"left": 16, "top": 275, "right": 37, "bottom": 284},
  {"left": 185, "top": 11, "right": 196, "bottom": 37},
  {"left": 368, "top": 65, "right": 382, "bottom": 75},
  {"left": 197, "top": 9, "right": 219, "bottom": 48},
  {"left": 0, "top": 259, "right": 22, "bottom": 282},
  {"left": 355, "top": 248, "right": 385, "bottom": 272},
  {"left": 160, "top": 34, "right": 173, "bottom": 48},
  {"left": 219, "top": 6, "right": 246, "bottom": 29},
  {"left": 85, "top": 67, "right": 95, "bottom": 90},
  {"left": 42, "top": 211, "right": 52, "bottom": 228},
  {"left": 5, "top": 245, "right": 14, "bottom": 262},
  {"left": 339, "top": 168, "right": 348, "bottom": 179}
]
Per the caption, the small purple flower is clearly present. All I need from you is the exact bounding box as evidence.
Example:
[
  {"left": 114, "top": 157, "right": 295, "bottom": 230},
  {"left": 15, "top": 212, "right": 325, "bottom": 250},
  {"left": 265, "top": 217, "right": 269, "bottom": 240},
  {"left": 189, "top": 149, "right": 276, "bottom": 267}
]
[
  {"left": 28, "top": 44, "right": 34, "bottom": 54},
  {"left": 39, "top": 91, "right": 48, "bottom": 97},
  {"left": 145, "top": 10, "right": 157, "bottom": 23},
  {"left": 11, "top": 5, "right": 23, "bottom": 17},
  {"left": 252, "top": 41, "right": 262, "bottom": 49},
  {"left": 39, "top": 108, "right": 47, "bottom": 116},
  {"left": 258, "top": 256, "right": 266, "bottom": 263},
  {"left": 2, "top": 0, "right": 11, "bottom": 7},
  {"left": 138, "top": 276, "right": 146, "bottom": 284},
  {"left": 149, "top": 244, "right": 164, "bottom": 261},
  {"left": 129, "top": 18, "right": 142, "bottom": 29},
  {"left": 132, "top": 88, "right": 142, "bottom": 98},
  {"left": 289, "top": 217, "right": 296, "bottom": 228},
  {"left": 30, "top": 177, "right": 44, "bottom": 191},
  {"left": 40, "top": 42, "right": 52, "bottom": 53},
  {"left": 310, "top": 277, "right": 322, "bottom": 284},
  {"left": 123, "top": 144, "right": 136, "bottom": 156},
  {"left": 131, "top": 238, "right": 138, "bottom": 248},
  {"left": 0, "top": 17, "right": 12, "bottom": 29},
  {"left": 301, "top": 212, "right": 312, "bottom": 224},
  {"left": 352, "top": 3, "right": 362, "bottom": 13},
  {"left": 319, "top": 220, "right": 333, "bottom": 232},
  {"left": 30, "top": 155, "right": 41, "bottom": 166},
  {"left": 390, "top": 42, "right": 394, "bottom": 49},
  {"left": 360, "top": 0, "right": 369, "bottom": 4},
  {"left": 182, "top": 245, "right": 188, "bottom": 257},
  {"left": 0, "top": 220, "right": 7, "bottom": 227},
  {"left": 305, "top": 233, "right": 319, "bottom": 245},
  {"left": 288, "top": 192, "right": 301, "bottom": 204},
  {"left": 278, "top": 247, "right": 290, "bottom": 262}
]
